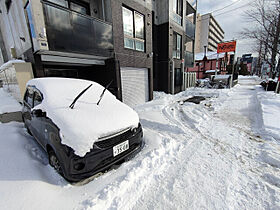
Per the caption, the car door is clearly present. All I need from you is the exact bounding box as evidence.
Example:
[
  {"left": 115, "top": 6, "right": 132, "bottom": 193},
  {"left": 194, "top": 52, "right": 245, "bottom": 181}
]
[
  {"left": 22, "top": 87, "right": 34, "bottom": 132},
  {"left": 31, "top": 90, "right": 45, "bottom": 147}
]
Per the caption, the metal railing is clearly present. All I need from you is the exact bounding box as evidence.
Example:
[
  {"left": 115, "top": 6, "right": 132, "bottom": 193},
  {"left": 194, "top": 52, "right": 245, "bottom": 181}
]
[
  {"left": 0, "top": 66, "right": 22, "bottom": 102},
  {"left": 172, "top": 13, "right": 182, "bottom": 26},
  {"left": 184, "top": 72, "right": 197, "bottom": 88}
]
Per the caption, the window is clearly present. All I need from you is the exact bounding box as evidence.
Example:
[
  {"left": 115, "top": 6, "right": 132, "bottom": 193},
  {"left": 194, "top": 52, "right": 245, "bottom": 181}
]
[
  {"left": 172, "top": 0, "right": 182, "bottom": 25},
  {"left": 5, "top": 0, "right": 12, "bottom": 13},
  {"left": 24, "top": 88, "right": 34, "bottom": 107},
  {"left": 48, "top": 0, "right": 68, "bottom": 7},
  {"left": 33, "top": 92, "right": 43, "bottom": 107},
  {"left": 70, "top": 1, "right": 90, "bottom": 15},
  {"left": 173, "top": 33, "right": 182, "bottom": 59},
  {"left": 186, "top": 2, "right": 196, "bottom": 24},
  {"left": 173, "top": 0, "right": 182, "bottom": 16},
  {"left": 47, "top": 0, "right": 90, "bottom": 16},
  {"left": 122, "top": 6, "right": 145, "bottom": 52}
]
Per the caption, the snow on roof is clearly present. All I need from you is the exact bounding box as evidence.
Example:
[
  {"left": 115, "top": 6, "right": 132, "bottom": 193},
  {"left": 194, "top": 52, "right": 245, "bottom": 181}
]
[
  {"left": 27, "top": 78, "right": 139, "bottom": 157},
  {"left": 213, "top": 75, "right": 231, "bottom": 80},
  {"left": 195, "top": 52, "right": 225, "bottom": 61},
  {"left": 0, "top": 60, "right": 25, "bottom": 71},
  {"left": 205, "top": 70, "right": 220, "bottom": 73}
]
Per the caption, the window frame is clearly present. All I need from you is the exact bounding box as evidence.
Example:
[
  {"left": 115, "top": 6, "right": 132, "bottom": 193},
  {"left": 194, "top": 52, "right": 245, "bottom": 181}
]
[
  {"left": 46, "top": 0, "right": 90, "bottom": 16},
  {"left": 24, "top": 87, "right": 34, "bottom": 108},
  {"left": 33, "top": 91, "right": 43, "bottom": 107},
  {"left": 173, "top": 33, "right": 182, "bottom": 60},
  {"left": 122, "top": 6, "right": 145, "bottom": 52},
  {"left": 24, "top": 87, "right": 44, "bottom": 108}
]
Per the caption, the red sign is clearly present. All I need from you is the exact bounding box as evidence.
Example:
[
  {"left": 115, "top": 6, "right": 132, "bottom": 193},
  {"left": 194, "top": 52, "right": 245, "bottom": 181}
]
[{"left": 217, "top": 41, "right": 237, "bottom": 53}]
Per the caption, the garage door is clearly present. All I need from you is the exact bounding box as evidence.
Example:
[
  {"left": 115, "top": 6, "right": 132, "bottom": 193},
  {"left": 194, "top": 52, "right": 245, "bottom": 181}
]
[{"left": 121, "top": 67, "right": 149, "bottom": 107}]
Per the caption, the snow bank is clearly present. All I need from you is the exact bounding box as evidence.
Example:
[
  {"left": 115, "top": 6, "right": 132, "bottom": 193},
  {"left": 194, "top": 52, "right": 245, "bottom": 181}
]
[
  {"left": 205, "top": 69, "right": 219, "bottom": 73},
  {"left": 258, "top": 91, "right": 280, "bottom": 140},
  {"left": 0, "top": 59, "right": 25, "bottom": 71},
  {"left": 0, "top": 88, "right": 22, "bottom": 114},
  {"left": 28, "top": 78, "right": 139, "bottom": 157}
]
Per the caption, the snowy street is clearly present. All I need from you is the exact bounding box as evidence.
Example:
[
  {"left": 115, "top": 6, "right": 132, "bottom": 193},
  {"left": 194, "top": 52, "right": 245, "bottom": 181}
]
[{"left": 0, "top": 76, "right": 280, "bottom": 209}]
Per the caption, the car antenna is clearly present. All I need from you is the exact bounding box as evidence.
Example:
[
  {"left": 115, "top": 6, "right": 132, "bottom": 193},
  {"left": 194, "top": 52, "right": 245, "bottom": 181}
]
[
  {"left": 69, "top": 84, "right": 93, "bottom": 109},
  {"left": 97, "top": 80, "right": 113, "bottom": 106}
]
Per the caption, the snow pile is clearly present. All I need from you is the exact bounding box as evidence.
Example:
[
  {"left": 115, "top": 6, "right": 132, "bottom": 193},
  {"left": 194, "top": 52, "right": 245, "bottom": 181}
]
[
  {"left": 258, "top": 91, "right": 280, "bottom": 140},
  {"left": 0, "top": 88, "right": 21, "bottom": 114},
  {"left": 28, "top": 78, "right": 139, "bottom": 157},
  {"left": 0, "top": 59, "right": 25, "bottom": 71}
]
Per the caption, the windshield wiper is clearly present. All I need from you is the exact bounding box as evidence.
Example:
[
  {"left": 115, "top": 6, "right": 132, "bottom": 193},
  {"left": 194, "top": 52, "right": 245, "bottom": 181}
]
[
  {"left": 69, "top": 84, "right": 93, "bottom": 109},
  {"left": 97, "top": 80, "right": 113, "bottom": 105}
]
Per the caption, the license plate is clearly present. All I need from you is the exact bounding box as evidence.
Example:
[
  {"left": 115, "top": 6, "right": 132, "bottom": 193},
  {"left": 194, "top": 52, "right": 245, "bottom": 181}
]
[{"left": 113, "top": 140, "right": 129, "bottom": 157}]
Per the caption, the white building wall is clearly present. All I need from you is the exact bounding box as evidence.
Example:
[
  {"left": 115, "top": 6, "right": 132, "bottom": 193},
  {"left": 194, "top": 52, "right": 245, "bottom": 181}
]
[
  {"left": 0, "top": 0, "right": 32, "bottom": 60},
  {"left": 195, "top": 13, "right": 224, "bottom": 54}
]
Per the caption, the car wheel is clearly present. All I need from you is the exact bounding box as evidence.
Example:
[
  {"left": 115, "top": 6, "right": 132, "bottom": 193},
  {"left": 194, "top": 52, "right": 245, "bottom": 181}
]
[{"left": 48, "top": 150, "right": 63, "bottom": 175}]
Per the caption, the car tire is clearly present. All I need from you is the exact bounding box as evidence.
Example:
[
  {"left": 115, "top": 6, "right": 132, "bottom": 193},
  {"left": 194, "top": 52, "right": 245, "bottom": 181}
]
[
  {"left": 48, "top": 150, "right": 63, "bottom": 176},
  {"left": 22, "top": 116, "right": 33, "bottom": 136}
]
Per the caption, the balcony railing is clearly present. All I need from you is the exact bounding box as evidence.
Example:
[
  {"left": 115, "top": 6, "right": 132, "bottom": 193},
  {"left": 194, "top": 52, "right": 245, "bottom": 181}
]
[
  {"left": 172, "top": 13, "right": 182, "bottom": 26},
  {"left": 185, "top": 51, "right": 194, "bottom": 68},
  {"left": 185, "top": 19, "right": 195, "bottom": 40},
  {"left": 42, "top": 1, "right": 113, "bottom": 57}
]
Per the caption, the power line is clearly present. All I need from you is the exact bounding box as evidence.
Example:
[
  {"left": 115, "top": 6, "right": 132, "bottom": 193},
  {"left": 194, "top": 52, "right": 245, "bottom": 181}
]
[
  {"left": 211, "top": 0, "right": 242, "bottom": 13},
  {"left": 196, "top": 1, "right": 253, "bottom": 23},
  {"left": 214, "top": 2, "right": 253, "bottom": 17}
]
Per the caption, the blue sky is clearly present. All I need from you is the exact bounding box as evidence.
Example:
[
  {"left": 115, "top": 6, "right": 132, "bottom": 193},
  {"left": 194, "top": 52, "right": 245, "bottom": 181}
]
[{"left": 197, "top": 0, "right": 258, "bottom": 57}]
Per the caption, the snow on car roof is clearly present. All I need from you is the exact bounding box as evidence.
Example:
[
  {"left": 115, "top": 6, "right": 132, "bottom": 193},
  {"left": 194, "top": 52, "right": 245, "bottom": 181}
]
[{"left": 27, "top": 78, "right": 139, "bottom": 157}]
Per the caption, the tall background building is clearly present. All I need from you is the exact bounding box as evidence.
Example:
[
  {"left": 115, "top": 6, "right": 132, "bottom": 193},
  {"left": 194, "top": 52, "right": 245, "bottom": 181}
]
[{"left": 195, "top": 13, "right": 224, "bottom": 53}]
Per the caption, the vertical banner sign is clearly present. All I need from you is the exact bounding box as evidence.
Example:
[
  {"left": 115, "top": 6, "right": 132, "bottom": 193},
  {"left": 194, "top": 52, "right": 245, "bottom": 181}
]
[{"left": 217, "top": 41, "right": 237, "bottom": 53}]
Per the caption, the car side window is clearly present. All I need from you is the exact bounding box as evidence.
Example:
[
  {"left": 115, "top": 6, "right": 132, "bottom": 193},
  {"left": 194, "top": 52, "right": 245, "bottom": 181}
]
[
  {"left": 33, "top": 91, "right": 43, "bottom": 107},
  {"left": 26, "top": 88, "right": 34, "bottom": 107}
]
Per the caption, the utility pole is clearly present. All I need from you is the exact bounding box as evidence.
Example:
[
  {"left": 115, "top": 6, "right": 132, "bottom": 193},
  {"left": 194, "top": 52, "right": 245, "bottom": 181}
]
[{"left": 203, "top": 46, "right": 207, "bottom": 74}]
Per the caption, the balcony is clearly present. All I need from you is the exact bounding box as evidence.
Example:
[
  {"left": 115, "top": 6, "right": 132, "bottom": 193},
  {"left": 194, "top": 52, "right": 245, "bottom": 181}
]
[
  {"left": 185, "top": 19, "right": 195, "bottom": 40},
  {"left": 42, "top": 1, "right": 113, "bottom": 57},
  {"left": 184, "top": 51, "right": 194, "bottom": 68},
  {"left": 172, "top": 13, "right": 182, "bottom": 26}
]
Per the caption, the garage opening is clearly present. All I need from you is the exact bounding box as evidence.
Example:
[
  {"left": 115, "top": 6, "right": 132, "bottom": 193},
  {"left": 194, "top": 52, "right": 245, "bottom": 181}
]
[{"left": 120, "top": 67, "right": 149, "bottom": 107}]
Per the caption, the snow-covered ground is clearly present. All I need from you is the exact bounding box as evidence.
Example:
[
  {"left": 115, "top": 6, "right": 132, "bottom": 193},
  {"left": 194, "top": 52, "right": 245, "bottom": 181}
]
[
  {"left": 0, "top": 76, "right": 280, "bottom": 209},
  {"left": 0, "top": 88, "right": 21, "bottom": 114}
]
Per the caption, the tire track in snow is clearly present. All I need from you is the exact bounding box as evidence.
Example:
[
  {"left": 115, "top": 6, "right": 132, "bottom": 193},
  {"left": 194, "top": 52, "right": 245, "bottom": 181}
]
[{"left": 79, "top": 129, "right": 184, "bottom": 210}]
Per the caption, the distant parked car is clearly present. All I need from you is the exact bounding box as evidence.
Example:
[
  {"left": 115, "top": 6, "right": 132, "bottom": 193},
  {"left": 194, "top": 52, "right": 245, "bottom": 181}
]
[
  {"left": 22, "top": 78, "right": 143, "bottom": 182},
  {"left": 260, "top": 79, "right": 277, "bottom": 91}
]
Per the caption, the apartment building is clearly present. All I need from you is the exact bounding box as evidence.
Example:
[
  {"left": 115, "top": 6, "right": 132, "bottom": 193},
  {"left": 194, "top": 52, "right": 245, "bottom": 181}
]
[
  {"left": 195, "top": 13, "right": 224, "bottom": 53},
  {"left": 153, "top": 0, "right": 197, "bottom": 94},
  {"left": 0, "top": 0, "right": 153, "bottom": 107}
]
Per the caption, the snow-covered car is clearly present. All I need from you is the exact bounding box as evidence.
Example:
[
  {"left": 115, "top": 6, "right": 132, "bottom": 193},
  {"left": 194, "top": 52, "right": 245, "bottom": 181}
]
[{"left": 22, "top": 78, "right": 143, "bottom": 182}]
